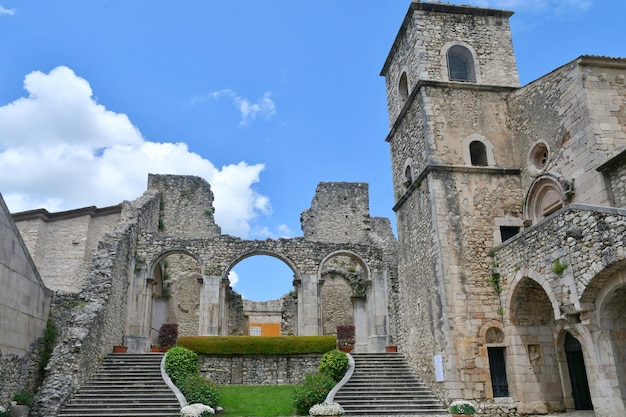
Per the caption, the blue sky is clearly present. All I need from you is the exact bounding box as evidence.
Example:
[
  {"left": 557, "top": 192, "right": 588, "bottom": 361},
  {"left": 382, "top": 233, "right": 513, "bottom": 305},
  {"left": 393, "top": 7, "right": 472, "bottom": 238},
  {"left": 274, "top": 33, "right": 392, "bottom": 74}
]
[{"left": 1, "top": 1, "right": 624, "bottom": 300}]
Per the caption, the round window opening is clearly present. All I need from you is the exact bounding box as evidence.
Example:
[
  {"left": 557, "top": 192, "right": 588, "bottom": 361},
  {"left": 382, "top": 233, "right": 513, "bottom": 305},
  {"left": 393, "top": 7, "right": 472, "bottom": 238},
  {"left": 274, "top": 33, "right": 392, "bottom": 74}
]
[{"left": 529, "top": 142, "right": 549, "bottom": 172}]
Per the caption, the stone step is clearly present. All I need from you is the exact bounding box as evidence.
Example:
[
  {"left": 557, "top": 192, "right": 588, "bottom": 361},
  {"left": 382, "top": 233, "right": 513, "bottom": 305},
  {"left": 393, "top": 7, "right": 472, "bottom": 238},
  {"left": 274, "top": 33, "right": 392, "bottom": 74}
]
[
  {"left": 58, "top": 353, "right": 180, "bottom": 417},
  {"left": 335, "top": 353, "right": 447, "bottom": 415}
]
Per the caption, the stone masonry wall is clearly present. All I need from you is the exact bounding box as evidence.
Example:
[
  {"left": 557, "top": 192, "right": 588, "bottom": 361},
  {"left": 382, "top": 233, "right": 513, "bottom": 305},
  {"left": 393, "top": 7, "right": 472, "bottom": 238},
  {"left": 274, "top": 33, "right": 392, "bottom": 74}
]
[
  {"left": 508, "top": 58, "right": 626, "bottom": 208},
  {"left": 14, "top": 207, "right": 121, "bottom": 292},
  {"left": 30, "top": 191, "right": 161, "bottom": 417},
  {"left": 301, "top": 182, "right": 371, "bottom": 244},
  {"left": 198, "top": 354, "right": 320, "bottom": 386}
]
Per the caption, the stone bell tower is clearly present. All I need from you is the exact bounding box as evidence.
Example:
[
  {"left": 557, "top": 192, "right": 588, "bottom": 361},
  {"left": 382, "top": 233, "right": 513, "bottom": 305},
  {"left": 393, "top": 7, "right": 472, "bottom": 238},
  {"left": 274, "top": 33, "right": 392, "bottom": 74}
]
[{"left": 381, "top": 1, "right": 525, "bottom": 405}]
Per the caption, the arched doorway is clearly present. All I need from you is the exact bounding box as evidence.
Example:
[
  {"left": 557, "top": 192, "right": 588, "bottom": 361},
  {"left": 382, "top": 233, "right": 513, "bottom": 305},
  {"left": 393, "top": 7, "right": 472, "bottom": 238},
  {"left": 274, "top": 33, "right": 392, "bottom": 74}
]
[
  {"left": 564, "top": 332, "right": 593, "bottom": 410},
  {"left": 509, "top": 276, "right": 564, "bottom": 413}
]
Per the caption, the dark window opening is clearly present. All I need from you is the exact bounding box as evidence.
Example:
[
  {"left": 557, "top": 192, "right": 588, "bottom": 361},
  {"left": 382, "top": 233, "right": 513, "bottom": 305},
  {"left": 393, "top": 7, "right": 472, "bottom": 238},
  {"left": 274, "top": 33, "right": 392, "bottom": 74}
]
[
  {"left": 488, "top": 347, "right": 509, "bottom": 397},
  {"left": 447, "top": 45, "right": 476, "bottom": 82},
  {"left": 399, "top": 72, "right": 409, "bottom": 106},
  {"left": 500, "top": 226, "right": 520, "bottom": 242},
  {"left": 404, "top": 166, "right": 413, "bottom": 188},
  {"left": 469, "top": 141, "right": 488, "bottom": 166}
]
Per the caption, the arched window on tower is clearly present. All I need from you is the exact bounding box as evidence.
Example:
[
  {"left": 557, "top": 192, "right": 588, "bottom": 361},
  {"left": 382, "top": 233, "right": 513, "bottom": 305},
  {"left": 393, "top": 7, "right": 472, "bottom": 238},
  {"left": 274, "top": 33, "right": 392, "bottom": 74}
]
[
  {"left": 403, "top": 165, "right": 413, "bottom": 188},
  {"left": 469, "top": 141, "right": 488, "bottom": 166},
  {"left": 398, "top": 72, "right": 409, "bottom": 108},
  {"left": 447, "top": 45, "right": 476, "bottom": 82}
]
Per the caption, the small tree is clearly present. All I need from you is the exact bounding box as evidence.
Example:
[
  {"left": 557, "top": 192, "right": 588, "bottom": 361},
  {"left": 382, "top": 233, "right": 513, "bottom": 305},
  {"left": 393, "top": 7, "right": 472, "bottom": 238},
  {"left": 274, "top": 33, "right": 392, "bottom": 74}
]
[
  {"left": 336, "top": 325, "right": 355, "bottom": 348},
  {"left": 158, "top": 322, "right": 178, "bottom": 347}
]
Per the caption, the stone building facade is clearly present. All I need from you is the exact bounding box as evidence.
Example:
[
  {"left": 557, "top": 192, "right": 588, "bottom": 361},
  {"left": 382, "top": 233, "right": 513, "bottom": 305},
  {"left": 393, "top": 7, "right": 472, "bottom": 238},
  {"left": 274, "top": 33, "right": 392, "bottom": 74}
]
[{"left": 382, "top": 2, "right": 626, "bottom": 416}]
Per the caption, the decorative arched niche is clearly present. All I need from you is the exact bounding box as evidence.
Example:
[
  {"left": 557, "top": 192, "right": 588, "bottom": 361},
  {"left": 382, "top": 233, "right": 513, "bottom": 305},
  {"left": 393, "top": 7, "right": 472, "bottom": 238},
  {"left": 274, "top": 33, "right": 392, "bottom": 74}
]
[
  {"left": 440, "top": 42, "right": 480, "bottom": 83},
  {"left": 525, "top": 172, "right": 574, "bottom": 225}
]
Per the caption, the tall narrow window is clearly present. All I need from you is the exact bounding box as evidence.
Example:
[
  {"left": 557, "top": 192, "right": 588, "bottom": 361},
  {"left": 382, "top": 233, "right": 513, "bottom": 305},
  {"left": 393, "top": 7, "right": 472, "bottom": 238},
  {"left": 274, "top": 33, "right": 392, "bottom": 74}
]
[
  {"left": 469, "top": 141, "right": 488, "bottom": 166},
  {"left": 447, "top": 45, "right": 476, "bottom": 82},
  {"left": 399, "top": 72, "right": 409, "bottom": 107},
  {"left": 488, "top": 347, "right": 509, "bottom": 397}
]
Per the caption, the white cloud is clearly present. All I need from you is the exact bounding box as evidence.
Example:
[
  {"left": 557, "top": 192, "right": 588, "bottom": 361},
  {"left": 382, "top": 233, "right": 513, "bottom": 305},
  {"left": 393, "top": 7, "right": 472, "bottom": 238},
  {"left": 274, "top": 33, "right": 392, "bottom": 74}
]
[
  {"left": 228, "top": 270, "right": 239, "bottom": 288},
  {"left": 196, "top": 89, "right": 276, "bottom": 125},
  {"left": 0, "top": 6, "right": 15, "bottom": 15},
  {"left": 0, "top": 66, "right": 272, "bottom": 238}
]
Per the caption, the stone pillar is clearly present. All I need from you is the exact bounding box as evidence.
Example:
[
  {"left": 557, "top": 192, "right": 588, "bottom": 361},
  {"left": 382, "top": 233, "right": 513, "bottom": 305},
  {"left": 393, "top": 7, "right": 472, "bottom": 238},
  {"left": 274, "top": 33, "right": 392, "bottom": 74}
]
[
  {"left": 199, "top": 275, "right": 221, "bottom": 335},
  {"left": 297, "top": 273, "right": 321, "bottom": 335},
  {"left": 353, "top": 296, "right": 367, "bottom": 353},
  {"left": 368, "top": 272, "right": 389, "bottom": 352},
  {"left": 125, "top": 268, "right": 151, "bottom": 353}
]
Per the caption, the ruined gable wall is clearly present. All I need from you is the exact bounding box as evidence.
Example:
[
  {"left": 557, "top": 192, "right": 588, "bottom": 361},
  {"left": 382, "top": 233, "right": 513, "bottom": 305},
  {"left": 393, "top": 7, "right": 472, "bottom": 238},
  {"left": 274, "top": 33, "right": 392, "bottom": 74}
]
[{"left": 14, "top": 209, "right": 121, "bottom": 292}]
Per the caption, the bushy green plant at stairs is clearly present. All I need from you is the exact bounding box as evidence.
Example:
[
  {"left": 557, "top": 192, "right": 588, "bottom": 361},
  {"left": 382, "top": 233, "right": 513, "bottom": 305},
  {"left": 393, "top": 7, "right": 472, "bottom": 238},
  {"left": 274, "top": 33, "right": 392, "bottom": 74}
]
[
  {"left": 318, "top": 349, "right": 348, "bottom": 382},
  {"left": 165, "top": 346, "right": 199, "bottom": 385},
  {"left": 178, "top": 374, "right": 221, "bottom": 409},
  {"left": 292, "top": 372, "right": 336, "bottom": 416}
]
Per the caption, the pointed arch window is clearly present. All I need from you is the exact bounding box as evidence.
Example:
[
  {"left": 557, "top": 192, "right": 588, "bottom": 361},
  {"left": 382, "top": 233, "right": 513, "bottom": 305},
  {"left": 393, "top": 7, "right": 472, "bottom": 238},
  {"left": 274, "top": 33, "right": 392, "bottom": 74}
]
[{"left": 447, "top": 45, "right": 476, "bottom": 82}]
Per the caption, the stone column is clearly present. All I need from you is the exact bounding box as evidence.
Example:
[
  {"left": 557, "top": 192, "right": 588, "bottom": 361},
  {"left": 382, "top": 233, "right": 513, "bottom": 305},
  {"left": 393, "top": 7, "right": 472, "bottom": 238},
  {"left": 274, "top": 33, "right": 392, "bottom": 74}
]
[
  {"left": 199, "top": 275, "right": 221, "bottom": 335},
  {"left": 297, "top": 273, "right": 321, "bottom": 335},
  {"left": 353, "top": 296, "right": 367, "bottom": 353},
  {"left": 125, "top": 268, "right": 151, "bottom": 353},
  {"left": 368, "top": 272, "right": 389, "bottom": 352}
]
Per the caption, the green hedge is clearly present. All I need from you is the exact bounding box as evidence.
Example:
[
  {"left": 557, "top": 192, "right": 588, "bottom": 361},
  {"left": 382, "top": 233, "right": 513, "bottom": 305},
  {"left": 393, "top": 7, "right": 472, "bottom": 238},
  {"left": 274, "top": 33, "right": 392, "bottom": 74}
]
[{"left": 177, "top": 336, "right": 337, "bottom": 355}]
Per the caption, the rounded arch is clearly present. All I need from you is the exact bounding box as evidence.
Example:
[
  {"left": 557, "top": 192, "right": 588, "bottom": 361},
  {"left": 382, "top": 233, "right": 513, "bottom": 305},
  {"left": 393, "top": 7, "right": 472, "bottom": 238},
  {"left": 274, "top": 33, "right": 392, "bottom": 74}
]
[
  {"left": 479, "top": 320, "right": 505, "bottom": 345},
  {"left": 148, "top": 247, "right": 204, "bottom": 278},
  {"left": 318, "top": 250, "right": 372, "bottom": 281},
  {"left": 440, "top": 41, "right": 480, "bottom": 83},
  {"left": 222, "top": 249, "right": 300, "bottom": 282},
  {"left": 524, "top": 172, "right": 573, "bottom": 225},
  {"left": 505, "top": 268, "right": 561, "bottom": 323}
]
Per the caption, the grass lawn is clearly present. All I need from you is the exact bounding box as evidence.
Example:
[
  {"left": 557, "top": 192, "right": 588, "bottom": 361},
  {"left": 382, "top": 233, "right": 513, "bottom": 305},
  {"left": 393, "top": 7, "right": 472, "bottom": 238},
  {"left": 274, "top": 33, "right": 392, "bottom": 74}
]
[{"left": 219, "top": 385, "right": 295, "bottom": 417}]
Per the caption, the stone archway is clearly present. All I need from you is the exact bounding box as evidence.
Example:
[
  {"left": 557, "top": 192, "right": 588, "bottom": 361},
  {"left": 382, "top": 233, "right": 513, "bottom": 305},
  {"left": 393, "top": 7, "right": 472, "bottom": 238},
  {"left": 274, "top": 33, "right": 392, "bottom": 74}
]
[{"left": 508, "top": 276, "right": 564, "bottom": 414}]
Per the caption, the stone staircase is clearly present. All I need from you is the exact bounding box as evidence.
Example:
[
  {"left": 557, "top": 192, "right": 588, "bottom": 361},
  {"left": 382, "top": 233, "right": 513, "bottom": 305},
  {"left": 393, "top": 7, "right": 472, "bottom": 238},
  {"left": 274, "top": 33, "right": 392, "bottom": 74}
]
[
  {"left": 58, "top": 353, "right": 181, "bottom": 417},
  {"left": 333, "top": 353, "right": 448, "bottom": 415}
]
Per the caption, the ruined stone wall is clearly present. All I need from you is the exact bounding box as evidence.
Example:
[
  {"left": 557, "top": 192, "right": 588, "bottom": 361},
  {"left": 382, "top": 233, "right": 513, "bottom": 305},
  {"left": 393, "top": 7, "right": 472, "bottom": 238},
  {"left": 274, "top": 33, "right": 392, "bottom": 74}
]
[
  {"left": 301, "top": 182, "right": 371, "bottom": 244},
  {"left": 148, "top": 174, "right": 221, "bottom": 239},
  {"left": 198, "top": 354, "right": 320, "bottom": 386},
  {"left": 31, "top": 192, "right": 161, "bottom": 417},
  {"left": 381, "top": 3, "right": 518, "bottom": 123},
  {"left": 14, "top": 207, "right": 121, "bottom": 292},
  {"left": 320, "top": 275, "right": 353, "bottom": 335}
]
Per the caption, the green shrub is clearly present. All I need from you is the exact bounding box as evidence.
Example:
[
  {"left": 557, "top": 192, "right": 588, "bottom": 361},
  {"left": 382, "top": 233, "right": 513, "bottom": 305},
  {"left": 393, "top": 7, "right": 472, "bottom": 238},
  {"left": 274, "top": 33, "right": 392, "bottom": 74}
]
[
  {"left": 178, "top": 335, "right": 337, "bottom": 355},
  {"left": 12, "top": 390, "right": 34, "bottom": 406},
  {"left": 292, "top": 372, "right": 336, "bottom": 415},
  {"left": 165, "top": 346, "right": 199, "bottom": 385},
  {"left": 178, "top": 374, "right": 221, "bottom": 409},
  {"left": 318, "top": 349, "right": 348, "bottom": 382}
]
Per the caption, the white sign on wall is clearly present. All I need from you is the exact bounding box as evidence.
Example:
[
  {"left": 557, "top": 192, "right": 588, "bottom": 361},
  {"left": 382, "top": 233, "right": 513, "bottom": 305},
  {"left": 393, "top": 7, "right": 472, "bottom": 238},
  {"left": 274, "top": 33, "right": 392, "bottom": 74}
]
[{"left": 434, "top": 354, "right": 444, "bottom": 382}]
